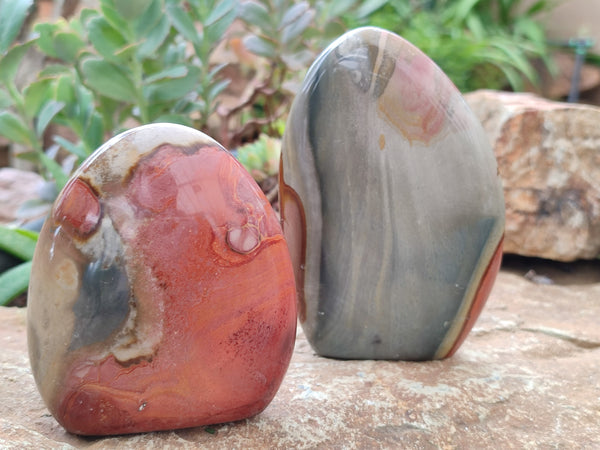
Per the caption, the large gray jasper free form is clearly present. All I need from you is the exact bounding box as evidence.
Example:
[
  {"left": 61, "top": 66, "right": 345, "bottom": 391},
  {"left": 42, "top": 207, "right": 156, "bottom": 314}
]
[{"left": 280, "top": 27, "right": 505, "bottom": 360}]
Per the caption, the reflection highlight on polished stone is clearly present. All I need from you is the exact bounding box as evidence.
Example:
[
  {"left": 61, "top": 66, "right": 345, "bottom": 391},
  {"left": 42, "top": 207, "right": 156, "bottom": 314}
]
[
  {"left": 280, "top": 27, "right": 505, "bottom": 361},
  {"left": 27, "top": 123, "right": 297, "bottom": 435}
]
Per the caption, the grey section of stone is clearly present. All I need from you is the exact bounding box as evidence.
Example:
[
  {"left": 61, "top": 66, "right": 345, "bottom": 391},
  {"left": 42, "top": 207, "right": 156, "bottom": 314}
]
[
  {"left": 283, "top": 28, "right": 504, "bottom": 359},
  {"left": 466, "top": 89, "right": 600, "bottom": 261},
  {"left": 1, "top": 267, "right": 599, "bottom": 448}
]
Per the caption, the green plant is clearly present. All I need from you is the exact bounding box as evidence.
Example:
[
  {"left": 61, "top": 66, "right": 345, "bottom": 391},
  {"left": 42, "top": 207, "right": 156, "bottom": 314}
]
[
  {"left": 345, "top": 0, "right": 556, "bottom": 92},
  {"left": 0, "top": 0, "right": 71, "bottom": 188},
  {"left": 223, "top": 0, "right": 361, "bottom": 146},
  {"left": 0, "top": 225, "right": 37, "bottom": 306},
  {"left": 236, "top": 132, "right": 281, "bottom": 181},
  {"left": 0, "top": 0, "right": 238, "bottom": 192}
]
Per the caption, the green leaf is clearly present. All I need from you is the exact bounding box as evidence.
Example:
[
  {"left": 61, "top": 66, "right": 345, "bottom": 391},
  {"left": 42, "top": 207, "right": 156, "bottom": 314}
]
[
  {"left": 208, "top": 79, "right": 230, "bottom": 103},
  {"left": 452, "top": 0, "right": 482, "bottom": 22},
  {"left": 114, "top": 0, "right": 154, "bottom": 19},
  {"left": 53, "top": 32, "right": 85, "bottom": 63},
  {"left": 0, "top": 111, "right": 32, "bottom": 145},
  {"left": 0, "top": 225, "right": 38, "bottom": 260},
  {"left": 54, "top": 135, "right": 89, "bottom": 160},
  {"left": 33, "top": 22, "right": 60, "bottom": 58},
  {"left": 205, "top": 6, "right": 237, "bottom": 47},
  {"left": 242, "top": 35, "right": 276, "bottom": 58},
  {"left": 39, "top": 63, "right": 72, "bottom": 78},
  {"left": 526, "top": 0, "right": 551, "bottom": 15},
  {"left": 80, "top": 58, "right": 137, "bottom": 103},
  {"left": 281, "top": 9, "right": 315, "bottom": 45},
  {"left": 166, "top": 2, "right": 201, "bottom": 46},
  {"left": 0, "top": 260, "right": 32, "bottom": 306},
  {"left": 208, "top": 62, "right": 227, "bottom": 79},
  {"left": 144, "top": 65, "right": 188, "bottom": 84},
  {"left": 136, "top": 15, "right": 171, "bottom": 59},
  {"left": 133, "top": 0, "right": 163, "bottom": 37},
  {"left": 0, "top": 0, "right": 34, "bottom": 54},
  {"left": 100, "top": 0, "right": 130, "bottom": 33},
  {"left": 83, "top": 113, "right": 104, "bottom": 154},
  {"left": 239, "top": 1, "right": 272, "bottom": 31},
  {"left": 144, "top": 66, "right": 200, "bottom": 102},
  {"left": 87, "top": 17, "right": 128, "bottom": 62},
  {"left": 36, "top": 100, "right": 65, "bottom": 138},
  {"left": 280, "top": 2, "right": 310, "bottom": 29},
  {"left": 355, "top": 0, "right": 387, "bottom": 18},
  {"left": 23, "top": 78, "right": 53, "bottom": 119},
  {"left": 38, "top": 152, "right": 69, "bottom": 190},
  {"left": 55, "top": 73, "right": 77, "bottom": 110},
  {"left": 0, "top": 88, "right": 12, "bottom": 109},
  {"left": 0, "top": 40, "right": 34, "bottom": 84},
  {"left": 205, "top": 0, "right": 237, "bottom": 26}
]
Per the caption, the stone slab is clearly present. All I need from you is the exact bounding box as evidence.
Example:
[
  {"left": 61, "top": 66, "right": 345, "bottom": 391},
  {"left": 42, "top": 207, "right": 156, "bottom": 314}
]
[{"left": 1, "top": 265, "right": 599, "bottom": 448}]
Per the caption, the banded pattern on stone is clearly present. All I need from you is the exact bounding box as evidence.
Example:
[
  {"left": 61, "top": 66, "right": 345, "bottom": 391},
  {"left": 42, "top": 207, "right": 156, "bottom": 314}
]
[
  {"left": 280, "top": 27, "right": 505, "bottom": 360},
  {"left": 28, "top": 124, "right": 297, "bottom": 435}
]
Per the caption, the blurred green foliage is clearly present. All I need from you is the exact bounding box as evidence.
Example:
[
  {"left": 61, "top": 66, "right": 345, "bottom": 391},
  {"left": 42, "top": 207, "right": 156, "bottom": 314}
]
[{"left": 345, "top": 0, "right": 556, "bottom": 92}]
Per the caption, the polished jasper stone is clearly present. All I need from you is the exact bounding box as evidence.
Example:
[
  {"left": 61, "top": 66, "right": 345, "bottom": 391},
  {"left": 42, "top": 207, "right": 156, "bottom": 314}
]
[
  {"left": 280, "top": 27, "right": 505, "bottom": 361},
  {"left": 27, "top": 123, "right": 297, "bottom": 435}
]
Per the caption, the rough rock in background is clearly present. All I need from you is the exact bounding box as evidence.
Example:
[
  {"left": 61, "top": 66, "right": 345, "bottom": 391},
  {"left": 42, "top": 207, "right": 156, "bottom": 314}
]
[
  {"left": 0, "top": 168, "right": 45, "bottom": 225},
  {"left": 466, "top": 90, "right": 600, "bottom": 261}
]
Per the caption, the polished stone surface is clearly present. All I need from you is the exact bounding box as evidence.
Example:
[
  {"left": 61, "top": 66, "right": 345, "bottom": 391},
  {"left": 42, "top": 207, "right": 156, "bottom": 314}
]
[
  {"left": 280, "top": 27, "right": 505, "bottom": 360},
  {"left": 27, "top": 124, "right": 297, "bottom": 435}
]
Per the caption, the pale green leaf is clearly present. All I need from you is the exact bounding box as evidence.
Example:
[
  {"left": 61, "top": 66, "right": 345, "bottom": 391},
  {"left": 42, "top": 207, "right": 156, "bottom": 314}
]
[
  {"left": 208, "top": 79, "right": 230, "bottom": 103},
  {"left": 114, "top": 0, "right": 154, "bottom": 19},
  {"left": 239, "top": 1, "right": 271, "bottom": 31},
  {"left": 33, "top": 22, "right": 59, "bottom": 58},
  {"left": 0, "top": 88, "right": 12, "bottom": 108},
  {"left": 355, "top": 0, "right": 387, "bottom": 18},
  {"left": 23, "top": 78, "right": 53, "bottom": 119},
  {"left": 166, "top": 3, "right": 201, "bottom": 46},
  {"left": 0, "top": 260, "right": 32, "bottom": 306},
  {"left": 36, "top": 100, "right": 65, "bottom": 138},
  {"left": 205, "top": 7, "right": 237, "bottom": 47},
  {"left": 54, "top": 135, "right": 89, "bottom": 160},
  {"left": 134, "top": 0, "right": 163, "bottom": 38},
  {"left": 205, "top": 0, "right": 237, "bottom": 26},
  {"left": 144, "top": 66, "right": 200, "bottom": 102},
  {"left": 144, "top": 65, "right": 188, "bottom": 84},
  {"left": 87, "top": 16, "right": 128, "bottom": 62},
  {"left": 0, "top": 40, "right": 34, "bottom": 84},
  {"left": 281, "top": 9, "right": 315, "bottom": 45},
  {"left": 242, "top": 35, "right": 276, "bottom": 58},
  {"left": 80, "top": 58, "right": 137, "bottom": 103},
  {"left": 0, "top": 111, "right": 32, "bottom": 145},
  {"left": 38, "top": 152, "right": 69, "bottom": 190},
  {"left": 99, "top": 0, "right": 129, "bottom": 33},
  {"left": 136, "top": 15, "right": 171, "bottom": 58},
  {"left": 280, "top": 2, "right": 309, "bottom": 29},
  {"left": 0, "top": 0, "right": 34, "bottom": 53},
  {"left": 0, "top": 225, "right": 37, "bottom": 260},
  {"left": 53, "top": 32, "right": 85, "bottom": 63}
]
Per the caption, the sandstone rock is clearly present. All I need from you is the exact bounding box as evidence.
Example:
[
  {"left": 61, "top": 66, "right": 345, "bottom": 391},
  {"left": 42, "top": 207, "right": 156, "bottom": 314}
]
[
  {"left": 1, "top": 263, "right": 599, "bottom": 448},
  {"left": 465, "top": 90, "right": 600, "bottom": 261}
]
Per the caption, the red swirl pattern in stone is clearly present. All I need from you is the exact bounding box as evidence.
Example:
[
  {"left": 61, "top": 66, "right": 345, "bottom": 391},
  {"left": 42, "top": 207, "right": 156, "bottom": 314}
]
[{"left": 27, "top": 124, "right": 297, "bottom": 435}]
